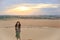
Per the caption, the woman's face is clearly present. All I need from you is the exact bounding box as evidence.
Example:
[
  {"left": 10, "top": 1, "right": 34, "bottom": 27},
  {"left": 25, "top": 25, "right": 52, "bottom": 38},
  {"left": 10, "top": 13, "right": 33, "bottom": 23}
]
[{"left": 17, "top": 22, "right": 20, "bottom": 25}]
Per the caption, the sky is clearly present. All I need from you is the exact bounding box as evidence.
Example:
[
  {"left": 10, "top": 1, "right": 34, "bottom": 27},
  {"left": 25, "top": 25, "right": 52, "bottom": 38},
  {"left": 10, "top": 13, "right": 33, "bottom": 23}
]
[{"left": 0, "top": 0, "right": 60, "bottom": 15}]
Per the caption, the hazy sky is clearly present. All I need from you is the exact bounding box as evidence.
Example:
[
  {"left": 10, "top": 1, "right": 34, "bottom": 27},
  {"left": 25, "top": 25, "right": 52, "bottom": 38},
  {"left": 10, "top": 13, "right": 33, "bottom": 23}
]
[{"left": 0, "top": 0, "right": 60, "bottom": 15}]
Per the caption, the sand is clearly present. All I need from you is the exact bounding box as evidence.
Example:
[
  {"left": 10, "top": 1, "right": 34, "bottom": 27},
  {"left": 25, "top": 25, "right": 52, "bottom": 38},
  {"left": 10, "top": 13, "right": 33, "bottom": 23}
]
[{"left": 0, "top": 19, "right": 60, "bottom": 40}]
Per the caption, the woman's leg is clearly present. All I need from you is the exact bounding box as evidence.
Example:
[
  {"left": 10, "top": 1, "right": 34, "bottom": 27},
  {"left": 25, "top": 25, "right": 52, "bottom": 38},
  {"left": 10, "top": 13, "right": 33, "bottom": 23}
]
[
  {"left": 16, "top": 29, "right": 21, "bottom": 40},
  {"left": 16, "top": 31, "right": 19, "bottom": 40}
]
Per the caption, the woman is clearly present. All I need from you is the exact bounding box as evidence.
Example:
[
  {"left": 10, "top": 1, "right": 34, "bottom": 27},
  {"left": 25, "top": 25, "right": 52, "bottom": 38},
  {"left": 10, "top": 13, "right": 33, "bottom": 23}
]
[{"left": 15, "top": 21, "right": 21, "bottom": 40}]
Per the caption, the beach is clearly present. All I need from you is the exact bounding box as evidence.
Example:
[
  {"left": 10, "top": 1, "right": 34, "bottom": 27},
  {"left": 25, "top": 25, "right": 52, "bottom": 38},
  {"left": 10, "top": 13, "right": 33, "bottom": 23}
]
[{"left": 0, "top": 19, "right": 60, "bottom": 40}]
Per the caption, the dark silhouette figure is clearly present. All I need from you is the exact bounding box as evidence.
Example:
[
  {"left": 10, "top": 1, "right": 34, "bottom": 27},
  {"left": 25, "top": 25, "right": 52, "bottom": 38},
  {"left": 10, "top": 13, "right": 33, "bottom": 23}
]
[{"left": 15, "top": 21, "right": 21, "bottom": 40}]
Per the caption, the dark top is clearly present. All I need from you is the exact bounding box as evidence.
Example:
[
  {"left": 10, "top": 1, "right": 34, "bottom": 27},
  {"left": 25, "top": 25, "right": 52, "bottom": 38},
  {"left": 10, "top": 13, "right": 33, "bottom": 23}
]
[{"left": 15, "top": 23, "right": 21, "bottom": 31}]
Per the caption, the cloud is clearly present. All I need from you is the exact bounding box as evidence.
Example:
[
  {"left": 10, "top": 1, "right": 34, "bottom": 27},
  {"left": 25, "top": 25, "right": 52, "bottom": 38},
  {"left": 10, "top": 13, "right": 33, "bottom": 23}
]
[
  {"left": 6, "top": 3, "right": 60, "bottom": 9},
  {"left": 21, "top": 3, "right": 59, "bottom": 8},
  {"left": 3, "top": 3, "right": 60, "bottom": 15},
  {"left": 35, "top": 4, "right": 59, "bottom": 8}
]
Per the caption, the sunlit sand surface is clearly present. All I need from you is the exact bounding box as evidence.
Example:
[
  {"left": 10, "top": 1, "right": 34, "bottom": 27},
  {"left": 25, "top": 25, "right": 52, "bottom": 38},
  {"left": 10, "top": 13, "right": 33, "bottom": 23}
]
[{"left": 0, "top": 19, "right": 60, "bottom": 40}]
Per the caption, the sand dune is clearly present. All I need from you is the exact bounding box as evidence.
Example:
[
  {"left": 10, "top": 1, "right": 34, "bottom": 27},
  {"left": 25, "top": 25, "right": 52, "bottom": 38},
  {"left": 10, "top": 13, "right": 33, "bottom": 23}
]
[
  {"left": 0, "top": 19, "right": 60, "bottom": 28},
  {"left": 0, "top": 19, "right": 60, "bottom": 40}
]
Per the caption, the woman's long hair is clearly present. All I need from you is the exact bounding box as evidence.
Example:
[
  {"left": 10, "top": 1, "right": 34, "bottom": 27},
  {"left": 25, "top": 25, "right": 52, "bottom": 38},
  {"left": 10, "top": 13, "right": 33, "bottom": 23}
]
[{"left": 15, "top": 21, "right": 21, "bottom": 27}]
